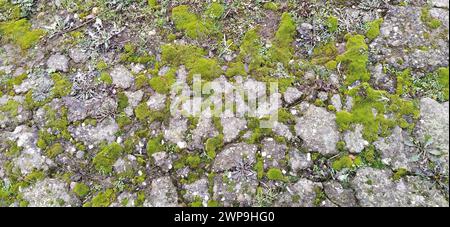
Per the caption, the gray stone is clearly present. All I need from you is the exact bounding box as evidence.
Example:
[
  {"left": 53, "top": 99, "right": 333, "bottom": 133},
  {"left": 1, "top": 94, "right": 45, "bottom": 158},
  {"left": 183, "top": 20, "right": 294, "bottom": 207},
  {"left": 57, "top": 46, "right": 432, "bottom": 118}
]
[
  {"left": 289, "top": 150, "right": 313, "bottom": 172},
  {"left": 414, "top": 98, "right": 449, "bottom": 175},
  {"left": 221, "top": 113, "right": 247, "bottom": 143},
  {"left": 272, "top": 122, "right": 294, "bottom": 140},
  {"left": 344, "top": 124, "right": 369, "bottom": 154},
  {"left": 190, "top": 116, "right": 218, "bottom": 150},
  {"left": 183, "top": 178, "right": 209, "bottom": 204},
  {"left": 295, "top": 105, "right": 340, "bottom": 155},
  {"left": 432, "top": 0, "right": 449, "bottom": 9},
  {"left": 323, "top": 181, "right": 358, "bottom": 207},
  {"left": 261, "top": 138, "right": 287, "bottom": 169},
  {"left": 69, "top": 117, "right": 119, "bottom": 146},
  {"left": 330, "top": 94, "right": 342, "bottom": 111},
  {"left": 47, "top": 54, "right": 69, "bottom": 72},
  {"left": 283, "top": 87, "right": 303, "bottom": 104},
  {"left": 275, "top": 178, "right": 327, "bottom": 207},
  {"left": 111, "top": 192, "right": 137, "bottom": 207},
  {"left": 351, "top": 167, "right": 448, "bottom": 207},
  {"left": 113, "top": 155, "right": 137, "bottom": 175},
  {"left": 371, "top": 6, "right": 449, "bottom": 71},
  {"left": 213, "top": 172, "right": 258, "bottom": 207},
  {"left": 152, "top": 152, "right": 173, "bottom": 172},
  {"left": 374, "top": 126, "right": 414, "bottom": 170},
  {"left": 147, "top": 93, "right": 166, "bottom": 111},
  {"left": 144, "top": 177, "right": 178, "bottom": 207},
  {"left": 163, "top": 117, "right": 188, "bottom": 148},
  {"left": 213, "top": 143, "right": 258, "bottom": 172},
  {"left": 22, "top": 178, "right": 79, "bottom": 207},
  {"left": 69, "top": 48, "right": 88, "bottom": 63},
  {"left": 110, "top": 65, "right": 134, "bottom": 89}
]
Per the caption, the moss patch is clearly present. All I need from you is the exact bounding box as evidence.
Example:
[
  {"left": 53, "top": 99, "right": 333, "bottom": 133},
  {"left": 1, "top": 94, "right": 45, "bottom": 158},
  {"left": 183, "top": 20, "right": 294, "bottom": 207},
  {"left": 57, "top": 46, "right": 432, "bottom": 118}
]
[
  {"left": 336, "top": 83, "right": 419, "bottom": 142},
  {"left": 93, "top": 143, "right": 123, "bottom": 174},
  {"left": 266, "top": 168, "right": 285, "bottom": 181},
  {"left": 0, "top": 19, "right": 45, "bottom": 50},
  {"left": 269, "top": 13, "right": 297, "bottom": 66},
  {"left": 336, "top": 34, "right": 370, "bottom": 85},
  {"left": 366, "top": 18, "right": 384, "bottom": 40}
]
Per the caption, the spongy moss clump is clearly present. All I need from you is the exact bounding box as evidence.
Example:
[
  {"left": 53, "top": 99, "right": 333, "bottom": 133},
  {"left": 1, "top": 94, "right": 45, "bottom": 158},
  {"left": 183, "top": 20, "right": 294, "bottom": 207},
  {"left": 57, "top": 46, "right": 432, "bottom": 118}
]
[
  {"left": 269, "top": 12, "right": 297, "bottom": 65},
  {"left": 84, "top": 189, "right": 115, "bottom": 207},
  {"left": 93, "top": 143, "right": 123, "bottom": 174},
  {"left": 266, "top": 168, "right": 285, "bottom": 181},
  {"left": 171, "top": 5, "right": 222, "bottom": 39},
  {"left": 0, "top": 19, "right": 45, "bottom": 50},
  {"left": 336, "top": 34, "right": 370, "bottom": 85},
  {"left": 366, "top": 18, "right": 384, "bottom": 40},
  {"left": 336, "top": 83, "right": 419, "bottom": 142}
]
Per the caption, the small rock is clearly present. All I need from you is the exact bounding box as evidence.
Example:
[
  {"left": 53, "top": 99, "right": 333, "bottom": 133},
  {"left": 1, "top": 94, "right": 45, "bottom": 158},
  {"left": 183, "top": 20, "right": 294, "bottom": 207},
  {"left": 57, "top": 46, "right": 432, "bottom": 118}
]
[{"left": 47, "top": 54, "right": 69, "bottom": 72}]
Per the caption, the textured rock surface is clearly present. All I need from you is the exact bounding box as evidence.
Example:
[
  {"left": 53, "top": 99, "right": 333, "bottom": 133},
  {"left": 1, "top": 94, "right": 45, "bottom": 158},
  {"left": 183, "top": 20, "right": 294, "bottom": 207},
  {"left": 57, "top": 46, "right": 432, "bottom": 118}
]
[
  {"left": 23, "top": 179, "right": 79, "bottom": 207},
  {"left": 351, "top": 168, "right": 448, "bottom": 207},
  {"left": 144, "top": 177, "right": 178, "bottom": 207},
  {"left": 295, "top": 105, "right": 340, "bottom": 155},
  {"left": 0, "top": 1, "right": 448, "bottom": 208}
]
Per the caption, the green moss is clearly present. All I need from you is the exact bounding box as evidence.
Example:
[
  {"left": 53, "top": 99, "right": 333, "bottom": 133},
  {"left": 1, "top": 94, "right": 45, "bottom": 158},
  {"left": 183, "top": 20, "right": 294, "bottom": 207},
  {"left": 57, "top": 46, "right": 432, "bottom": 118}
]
[
  {"left": 366, "top": 18, "right": 384, "bottom": 40},
  {"left": 186, "top": 155, "right": 202, "bottom": 168},
  {"left": 73, "top": 183, "right": 90, "bottom": 198},
  {"left": 4, "top": 140, "right": 22, "bottom": 158},
  {"left": 187, "top": 58, "right": 222, "bottom": 81},
  {"left": 438, "top": 67, "right": 449, "bottom": 100},
  {"left": 205, "top": 3, "right": 225, "bottom": 19},
  {"left": 120, "top": 43, "right": 155, "bottom": 64},
  {"left": 117, "top": 92, "right": 129, "bottom": 112},
  {"left": 332, "top": 155, "right": 354, "bottom": 171},
  {"left": 205, "top": 135, "right": 223, "bottom": 159},
  {"left": 313, "top": 187, "right": 326, "bottom": 207},
  {"left": 51, "top": 73, "right": 72, "bottom": 98},
  {"left": 99, "top": 72, "right": 112, "bottom": 85},
  {"left": 413, "top": 67, "right": 449, "bottom": 102},
  {"left": 336, "top": 83, "right": 419, "bottom": 142},
  {"left": 0, "top": 19, "right": 45, "bottom": 50},
  {"left": 0, "top": 99, "right": 20, "bottom": 118},
  {"left": 421, "top": 7, "right": 442, "bottom": 29},
  {"left": 45, "top": 143, "right": 63, "bottom": 159},
  {"left": 263, "top": 2, "right": 278, "bottom": 11},
  {"left": 396, "top": 69, "right": 412, "bottom": 96},
  {"left": 0, "top": 0, "right": 21, "bottom": 21},
  {"left": 207, "top": 200, "right": 219, "bottom": 207},
  {"left": 134, "top": 74, "right": 149, "bottom": 89},
  {"left": 161, "top": 44, "right": 206, "bottom": 67},
  {"left": 278, "top": 108, "right": 296, "bottom": 124},
  {"left": 148, "top": 0, "right": 158, "bottom": 8},
  {"left": 336, "top": 34, "right": 370, "bottom": 85},
  {"left": 312, "top": 42, "right": 338, "bottom": 65},
  {"left": 327, "top": 16, "right": 339, "bottom": 33},
  {"left": 93, "top": 143, "right": 123, "bottom": 174},
  {"left": 149, "top": 74, "right": 176, "bottom": 95},
  {"left": 255, "top": 157, "right": 264, "bottom": 180},
  {"left": 392, "top": 168, "right": 408, "bottom": 181},
  {"left": 134, "top": 102, "right": 151, "bottom": 122},
  {"left": 96, "top": 60, "right": 108, "bottom": 71},
  {"left": 226, "top": 62, "right": 247, "bottom": 77},
  {"left": 24, "top": 170, "right": 45, "bottom": 183},
  {"left": 266, "top": 168, "right": 285, "bottom": 181},
  {"left": 146, "top": 136, "right": 163, "bottom": 156},
  {"left": 116, "top": 112, "right": 132, "bottom": 128},
  {"left": 84, "top": 189, "right": 115, "bottom": 207},
  {"left": 269, "top": 13, "right": 297, "bottom": 65},
  {"left": 237, "top": 29, "right": 265, "bottom": 72},
  {"left": 171, "top": 5, "right": 216, "bottom": 39}
]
